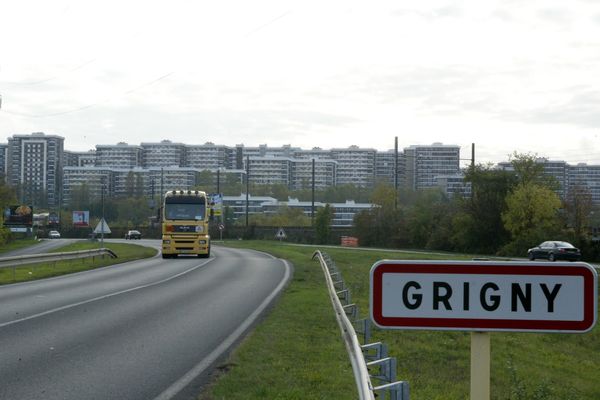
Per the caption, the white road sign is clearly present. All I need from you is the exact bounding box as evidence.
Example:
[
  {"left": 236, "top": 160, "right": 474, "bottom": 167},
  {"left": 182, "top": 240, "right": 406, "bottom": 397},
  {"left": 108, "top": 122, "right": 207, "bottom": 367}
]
[{"left": 370, "top": 260, "right": 597, "bottom": 333}]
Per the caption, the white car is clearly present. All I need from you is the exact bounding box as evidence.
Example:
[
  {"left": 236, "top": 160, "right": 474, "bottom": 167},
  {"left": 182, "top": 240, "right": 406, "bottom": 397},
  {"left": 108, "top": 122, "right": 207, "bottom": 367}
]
[{"left": 48, "top": 230, "right": 61, "bottom": 239}]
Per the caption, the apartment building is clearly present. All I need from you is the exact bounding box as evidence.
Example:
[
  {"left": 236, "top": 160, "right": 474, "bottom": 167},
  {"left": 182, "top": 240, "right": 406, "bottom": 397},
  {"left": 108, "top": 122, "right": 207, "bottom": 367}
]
[
  {"left": 246, "top": 157, "right": 293, "bottom": 186},
  {"left": 95, "top": 142, "right": 142, "bottom": 169},
  {"left": 64, "top": 150, "right": 96, "bottom": 167},
  {"left": 6, "top": 132, "right": 64, "bottom": 207},
  {"left": 0, "top": 143, "right": 7, "bottom": 180},
  {"left": 404, "top": 143, "right": 460, "bottom": 190},
  {"left": 290, "top": 158, "right": 337, "bottom": 190},
  {"left": 62, "top": 166, "right": 112, "bottom": 205},
  {"left": 185, "top": 142, "right": 234, "bottom": 170},
  {"left": 331, "top": 146, "right": 376, "bottom": 187},
  {"left": 374, "top": 149, "right": 406, "bottom": 187},
  {"left": 141, "top": 140, "right": 185, "bottom": 168}
]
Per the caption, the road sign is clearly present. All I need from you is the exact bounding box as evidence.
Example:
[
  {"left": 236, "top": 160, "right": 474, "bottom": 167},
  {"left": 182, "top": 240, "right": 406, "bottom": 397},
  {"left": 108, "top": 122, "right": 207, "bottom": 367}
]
[
  {"left": 94, "top": 219, "right": 111, "bottom": 234},
  {"left": 275, "top": 228, "right": 287, "bottom": 240},
  {"left": 370, "top": 260, "right": 597, "bottom": 333},
  {"left": 218, "top": 223, "right": 225, "bottom": 231}
]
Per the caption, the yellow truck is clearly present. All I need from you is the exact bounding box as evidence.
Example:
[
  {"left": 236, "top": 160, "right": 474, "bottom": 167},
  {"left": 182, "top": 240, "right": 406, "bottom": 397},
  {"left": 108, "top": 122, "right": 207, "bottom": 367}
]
[{"left": 161, "top": 190, "right": 211, "bottom": 258}]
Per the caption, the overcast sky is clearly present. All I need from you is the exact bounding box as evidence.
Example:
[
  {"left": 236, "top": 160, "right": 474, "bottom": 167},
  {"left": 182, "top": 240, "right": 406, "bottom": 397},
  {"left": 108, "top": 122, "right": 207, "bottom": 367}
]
[{"left": 1, "top": 0, "right": 600, "bottom": 167}]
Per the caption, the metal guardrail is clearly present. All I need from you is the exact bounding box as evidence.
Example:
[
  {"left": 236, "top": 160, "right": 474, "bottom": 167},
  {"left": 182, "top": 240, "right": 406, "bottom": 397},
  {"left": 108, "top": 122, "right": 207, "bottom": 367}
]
[
  {"left": 0, "top": 248, "right": 118, "bottom": 269},
  {"left": 313, "top": 250, "right": 411, "bottom": 400}
]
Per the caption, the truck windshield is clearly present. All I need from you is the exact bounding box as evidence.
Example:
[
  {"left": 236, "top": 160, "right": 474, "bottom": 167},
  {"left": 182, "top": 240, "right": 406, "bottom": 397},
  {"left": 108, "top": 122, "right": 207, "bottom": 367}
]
[{"left": 164, "top": 196, "right": 206, "bottom": 220}]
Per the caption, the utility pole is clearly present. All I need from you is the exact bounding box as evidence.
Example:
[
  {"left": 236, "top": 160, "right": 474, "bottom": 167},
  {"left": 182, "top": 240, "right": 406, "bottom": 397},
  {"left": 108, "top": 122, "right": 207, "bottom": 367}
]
[
  {"left": 245, "top": 156, "right": 249, "bottom": 228},
  {"left": 217, "top": 168, "right": 221, "bottom": 194},
  {"left": 101, "top": 177, "right": 105, "bottom": 249},
  {"left": 471, "top": 143, "right": 475, "bottom": 168},
  {"left": 311, "top": 158, "right": 315, "bottom": 226},
  {"left": 394, "top": 136, "right": 399, "bottom": 210}
]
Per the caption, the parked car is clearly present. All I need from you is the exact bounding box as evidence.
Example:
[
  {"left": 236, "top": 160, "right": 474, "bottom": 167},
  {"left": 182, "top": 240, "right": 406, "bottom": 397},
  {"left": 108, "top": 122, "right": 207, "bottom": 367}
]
[
  {"left": 527, "top": 241, "right": 581, "bottom": 261},
  {"left": 125, "top": 230, "right": 142, "bottom": 240},
  {"left": 48, "top": 230, "right": 61, "bottom": 239}
]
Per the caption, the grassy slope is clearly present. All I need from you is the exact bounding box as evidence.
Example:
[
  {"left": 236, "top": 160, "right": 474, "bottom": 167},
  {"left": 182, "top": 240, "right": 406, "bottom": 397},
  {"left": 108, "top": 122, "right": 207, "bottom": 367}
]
[
  {"left": 201, "top": 241, "right": 599, "bottom": 400},
  {"left": 0, "top": 241, "right": 157, "bottom": 284}
]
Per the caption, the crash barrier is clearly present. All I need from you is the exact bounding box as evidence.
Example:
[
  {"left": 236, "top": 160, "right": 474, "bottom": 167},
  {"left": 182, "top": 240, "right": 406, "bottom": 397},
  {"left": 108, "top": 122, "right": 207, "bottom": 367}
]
[
  {"left": 312, "top": 250, "right": 409, "bottom": 400},
  {"left": 341, "top": 236, "right": 359, "bottom": 247},
  {"left": 0, "top": 248, "right": 118, "bottom": 281}
]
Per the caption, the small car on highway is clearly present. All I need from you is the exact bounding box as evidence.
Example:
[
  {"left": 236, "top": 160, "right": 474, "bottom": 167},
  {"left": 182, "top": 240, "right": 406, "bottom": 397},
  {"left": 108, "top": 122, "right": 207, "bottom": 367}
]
[
  {"left": 48, "top": 230, "right": 61, "bottom": 239},
  {"left": 527, "top": 241, "right": 581, "bottom": 261},
  {"left": 125, "top": 230, "right": 142, "bottom": 240}
]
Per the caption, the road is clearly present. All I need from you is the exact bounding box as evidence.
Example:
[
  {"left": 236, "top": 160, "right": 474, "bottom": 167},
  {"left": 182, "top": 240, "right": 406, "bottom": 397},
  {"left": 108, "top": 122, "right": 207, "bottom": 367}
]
[{"left": 0, "top": 244, "right": 291, "bottom": 400}]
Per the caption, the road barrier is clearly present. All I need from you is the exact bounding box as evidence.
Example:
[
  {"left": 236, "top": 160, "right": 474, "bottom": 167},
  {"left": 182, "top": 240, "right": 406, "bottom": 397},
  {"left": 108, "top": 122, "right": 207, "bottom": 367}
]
[
  {"left": 0, "top": 248, "right": 118, "bottom": 281},
  {"left": 312, "top": 250, "right": 409, "bottom": 400}
]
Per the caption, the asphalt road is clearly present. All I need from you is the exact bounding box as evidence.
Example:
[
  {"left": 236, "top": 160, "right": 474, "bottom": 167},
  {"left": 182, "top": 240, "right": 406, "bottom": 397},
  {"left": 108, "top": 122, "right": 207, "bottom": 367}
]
[{"left": 0, "top": 244, "right": 291, "bottom": 400}]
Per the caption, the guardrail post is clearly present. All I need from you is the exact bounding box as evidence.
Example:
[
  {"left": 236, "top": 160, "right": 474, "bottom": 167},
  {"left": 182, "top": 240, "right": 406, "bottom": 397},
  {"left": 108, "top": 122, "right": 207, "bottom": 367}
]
[
  {"left": 354, "top": 318, "right": 371, "bottom": 344},
  {"left": 367, "top": 357, "right": 396, "bottom": 384},
  {"left": 374, "top": 381, "right": 410, "bottom": 400},
  {"left": 362, "top": 342, "right": 387, "bottom": 362},
  {"left": 343, "top": 303, "right": 358, "bottom": 320}
]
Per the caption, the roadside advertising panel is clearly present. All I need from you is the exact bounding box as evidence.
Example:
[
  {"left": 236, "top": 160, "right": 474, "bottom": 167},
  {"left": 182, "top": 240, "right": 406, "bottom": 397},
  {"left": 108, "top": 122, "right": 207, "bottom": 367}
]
[
  {"left": 72, "top": 211, "right": 90, "bottom": 227},
  {"left": 208, "top": 193, "right": 223, "bottom": 217},
  {"left": 3, "top": 205, "right": 34, "bottom": 226}
]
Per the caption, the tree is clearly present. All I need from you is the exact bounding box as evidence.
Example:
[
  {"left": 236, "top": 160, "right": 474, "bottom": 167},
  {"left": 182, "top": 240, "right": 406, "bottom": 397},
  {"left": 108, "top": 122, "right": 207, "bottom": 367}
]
[
  {"left": 502, "top": 183, "right": 562, "bottom": 254},
  {"left": 70, "top": 183, "right": 91, "bottom": 211},
  {"left": 459, "top": 164, "right": 517, "bottom": 253},
  {"left": 315, "top": 204, "right": 334, "bottom": 244},
  {"left": 564, "top": 184, "right": 593, "bottom": 243}
]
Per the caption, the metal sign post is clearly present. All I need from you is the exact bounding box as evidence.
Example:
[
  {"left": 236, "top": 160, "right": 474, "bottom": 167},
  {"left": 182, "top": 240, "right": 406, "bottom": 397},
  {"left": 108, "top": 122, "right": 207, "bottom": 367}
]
[{"left": 370, "top": 260, "right": 598, "bottom": 400}]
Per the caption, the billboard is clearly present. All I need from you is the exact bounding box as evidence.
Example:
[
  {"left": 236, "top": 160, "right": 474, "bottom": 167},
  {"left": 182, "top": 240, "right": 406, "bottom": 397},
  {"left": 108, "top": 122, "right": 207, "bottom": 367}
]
[
  {"left": 72, "top": 211, "right": 90, "bottom": 227},
  {"left": 208, "top": 193, "right": 223, "bottom": 217},
  {"left": 3, "top": 205, "right": 33, "bottom": 226}
]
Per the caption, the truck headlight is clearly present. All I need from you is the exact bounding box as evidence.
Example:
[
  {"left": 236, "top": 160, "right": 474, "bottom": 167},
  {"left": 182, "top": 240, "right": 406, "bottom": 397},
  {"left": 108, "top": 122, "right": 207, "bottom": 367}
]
[
  {"left": 163, "top": 240, "right": 171, "bottom": 244},
  {"left": 199, "top": 240, "right": 207, "bottom": 245}
]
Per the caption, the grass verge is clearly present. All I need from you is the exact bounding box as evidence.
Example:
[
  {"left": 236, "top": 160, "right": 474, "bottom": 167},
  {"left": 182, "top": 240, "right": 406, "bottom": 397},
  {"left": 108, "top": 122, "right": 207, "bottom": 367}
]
[
  {"left": 0, "top": 241, "right": 157, "bottom": 285},
  {"left": 0, "top": 238, "right": 40, "bottom": 255},
  {"left": 201, "top": 241, "right": 600, "bottom": 400}
]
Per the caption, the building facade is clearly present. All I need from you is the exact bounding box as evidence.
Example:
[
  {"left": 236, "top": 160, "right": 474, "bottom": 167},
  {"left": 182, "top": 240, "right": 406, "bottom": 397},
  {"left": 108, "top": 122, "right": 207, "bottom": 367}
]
[
  {"left": 6, "top": 132, "right": 64, "bottom": 207},
  {"left": 404, "top": 143, "right": 460, "bottom": 190},
  {"left": 141, "top": 140, "right": 185, "bottom": 168},
  {"left": 95, "top": 142, "right": 142, "bottom": 169}
]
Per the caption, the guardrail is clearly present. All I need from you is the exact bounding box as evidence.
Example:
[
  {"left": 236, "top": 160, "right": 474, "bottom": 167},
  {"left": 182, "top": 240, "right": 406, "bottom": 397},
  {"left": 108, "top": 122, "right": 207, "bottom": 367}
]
[
  {"left": 0, "top": 248, "right": 118, "bottom": 270},
  {"left": 312, "top": 250, "right": 409, "bottom": 400}
]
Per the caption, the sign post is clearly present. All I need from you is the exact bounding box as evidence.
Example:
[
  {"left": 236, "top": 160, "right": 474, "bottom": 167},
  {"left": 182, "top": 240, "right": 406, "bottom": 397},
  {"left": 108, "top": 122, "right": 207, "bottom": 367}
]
[{"left": 370, "top": 260, "right": 598, "bottom": 400}]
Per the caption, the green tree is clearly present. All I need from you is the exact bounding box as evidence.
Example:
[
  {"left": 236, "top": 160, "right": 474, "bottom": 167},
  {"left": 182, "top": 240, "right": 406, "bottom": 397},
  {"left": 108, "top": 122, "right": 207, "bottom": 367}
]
[
  {"left": 125, "top": 171, "right": 135, "bottom": 198},
  {"left": 502, "top": 183, "right": 562, "bottom": 254},
  {"left": 315, "top": 204, "right": 334, "bottom": 244},
  {"left": 459, "top": 164, "right": 517, "bottom": 253},
  {"left": 70, "top": 183, "right": 91, "bottom": 211}
]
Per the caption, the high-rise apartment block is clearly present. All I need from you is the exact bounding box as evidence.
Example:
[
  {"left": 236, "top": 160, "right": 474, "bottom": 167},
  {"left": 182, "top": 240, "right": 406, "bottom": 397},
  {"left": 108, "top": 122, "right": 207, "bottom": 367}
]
[
  {"left": 6, "top": 132, "right": 64, "bottom": 207},
  {"left": 95, "top": 142, "right": 142, "bottom": 169},
  {"left": 0, "top": 143, "right": 7, "bottom": 180},
  {"left": 404, "top": 143, "right": 461, "bottom": 190},
  {"left": 141, "top": 140, "right": 185, "bottom": 168}
]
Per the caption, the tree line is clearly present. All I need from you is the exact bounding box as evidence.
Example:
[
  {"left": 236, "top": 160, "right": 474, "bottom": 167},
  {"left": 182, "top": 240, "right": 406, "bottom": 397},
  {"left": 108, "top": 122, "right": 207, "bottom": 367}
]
[{"left": 353, "top": 153, "right": 598, "bottom": 259}]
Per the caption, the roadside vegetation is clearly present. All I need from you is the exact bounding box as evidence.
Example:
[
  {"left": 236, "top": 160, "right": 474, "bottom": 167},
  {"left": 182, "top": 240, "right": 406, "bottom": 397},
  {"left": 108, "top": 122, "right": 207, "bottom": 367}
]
[
  {"left": 0, "top": 241, "right": 157, "bottom": 285},
  {"left": 201, "top": 241, "right": 600, "bottom": 400}
]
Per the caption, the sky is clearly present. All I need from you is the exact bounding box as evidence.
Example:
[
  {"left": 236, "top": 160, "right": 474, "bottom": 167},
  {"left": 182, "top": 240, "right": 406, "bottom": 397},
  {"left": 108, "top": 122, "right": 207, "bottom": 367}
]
[{"left": 1, "top": 0, "right": 600, "bottom": 167}]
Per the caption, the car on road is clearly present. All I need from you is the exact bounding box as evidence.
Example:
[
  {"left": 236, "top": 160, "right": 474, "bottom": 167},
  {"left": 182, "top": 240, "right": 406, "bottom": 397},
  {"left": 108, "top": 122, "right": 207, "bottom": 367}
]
[
  {"left": 527, "top": 241, "right": 581, "bottom": 261},
  {"left": 48, "top": 230, "right": 61, "bottom": 239},
  {"left": 125, "top": 230, "right": 142, "bottom": 240}
]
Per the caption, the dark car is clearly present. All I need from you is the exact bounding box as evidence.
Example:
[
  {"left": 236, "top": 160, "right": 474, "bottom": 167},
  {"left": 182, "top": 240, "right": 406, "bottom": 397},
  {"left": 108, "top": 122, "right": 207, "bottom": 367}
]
[
  {"left": 527, "top": 241, "right": 581, "bottom": 261},
  {"left": 125, "top": 230, "right": 142, "bottom": 240}
]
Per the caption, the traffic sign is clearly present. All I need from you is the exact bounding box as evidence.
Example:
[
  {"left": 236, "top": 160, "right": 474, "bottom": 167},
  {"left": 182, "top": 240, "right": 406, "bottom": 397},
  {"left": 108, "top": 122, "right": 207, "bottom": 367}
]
[
  {"left": 94, "top": 218, "right": 111, "bottom": 234},
  {"left": 275, "top": 228, "right": 287, "bottom": 240},
  {"left": 370, "top": 260, "right": 597, "bottom": 333}
]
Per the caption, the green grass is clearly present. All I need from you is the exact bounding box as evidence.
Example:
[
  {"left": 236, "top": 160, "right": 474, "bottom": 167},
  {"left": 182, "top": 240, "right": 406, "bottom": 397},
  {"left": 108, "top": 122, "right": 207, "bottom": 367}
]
[
  {"left": 0, "top": 238, "right": 40, "bottom": 255},
  {"left": 0, "top": 241, "right": 157, "bottom": 285},
  {"left": 201, "top": 241, "right": 600, "bottom": 400}
]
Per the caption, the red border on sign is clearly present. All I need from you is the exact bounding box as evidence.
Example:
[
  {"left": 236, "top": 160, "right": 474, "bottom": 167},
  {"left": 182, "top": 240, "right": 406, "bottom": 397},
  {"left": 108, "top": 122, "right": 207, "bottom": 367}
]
[{"left": 371, "top": 263, "right": 597, "bottom": 332}]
